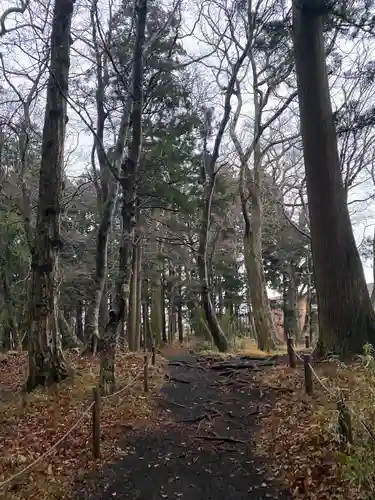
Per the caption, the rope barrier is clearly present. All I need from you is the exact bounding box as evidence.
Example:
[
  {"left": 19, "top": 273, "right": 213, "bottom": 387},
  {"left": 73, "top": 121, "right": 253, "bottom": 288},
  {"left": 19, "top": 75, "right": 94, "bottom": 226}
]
[
  {"left": 102, "top": 359, "right": 149, "bottom": 400},
  {"left": 0, "top": 402, "right": 94, "bottom": 490},
  {"left": 289, "top": 342, "right": 375, "bottom": 443},
  {"left": 290, "top": 343, "right": 335, "bottom": 396},
  {"left": 0, "top": 356, "right": 152, "bottom": 489}
]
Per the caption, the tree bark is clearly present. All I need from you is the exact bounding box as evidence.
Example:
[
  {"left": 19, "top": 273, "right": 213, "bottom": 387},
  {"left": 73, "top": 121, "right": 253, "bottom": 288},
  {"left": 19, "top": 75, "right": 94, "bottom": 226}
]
[
  {"left": 150, "top": 268, "right": 163, "bottom": 346},
  {"left": 75, "top": 300, "right": 84, "bottom": 341},
  {"left": 1, "top": 265, "right": 19, "bottom": 350},
  {"left": 99, "top": 0, "right": 148, "bottom": 394},
  {"left": 371, "top": 228, "right": 375, "bottom": 307},
  {"left": 26, "top": 0, "right": 74, "bottom": 390},
  {"left": 141, "top": 274, "right": 151, "bottom": 349},
  {"left": 283, "top": 263, "right": 300, "bottom": 341},
  {"left": 127, "top": 242, "right": 138, "bottom": 351},
  {"left": 135, "top": 242, "right": 142, "bottom": 349},
  {"left": 84, "top": 1, "right": 130, "bottom": 352},
  {"left": 243, "top": 223, "right": 276, "bottom": 351},
  {"left": 59, "top": 310, "right": 81, "bottom": 349},
  {"left": 161, "top": 264, "right": 167, "bottom": 343},
  {"left": 292, "top": 2, "right": 375, "bottom": 357},
  {"left": 197, "top": 173, "right": 228, "bottom": 352}
]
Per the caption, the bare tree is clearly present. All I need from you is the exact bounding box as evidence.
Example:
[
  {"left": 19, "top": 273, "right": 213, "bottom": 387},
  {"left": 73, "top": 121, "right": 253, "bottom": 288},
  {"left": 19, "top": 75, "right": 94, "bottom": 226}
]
[
  {"left": 99, "top": 0, "right": 148, "bottom": 395},
  {"left": 26, "top": 0, "right": 75, "bottom": 390},
  {"left": 82, "top": 0, "right": 131, "bottom": 353}
]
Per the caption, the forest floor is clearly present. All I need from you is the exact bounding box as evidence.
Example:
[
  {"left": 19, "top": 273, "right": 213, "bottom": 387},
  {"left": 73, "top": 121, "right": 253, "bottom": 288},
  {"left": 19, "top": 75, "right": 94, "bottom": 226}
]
[
  {"left": 0, "top": 345, "right": 369, "bottom": 500},
  {"left": 0, "top": 350, "right": 166, "bottom": 500},
  {"left": 73, "top": 351, "right": 293, "bottom": 500}
]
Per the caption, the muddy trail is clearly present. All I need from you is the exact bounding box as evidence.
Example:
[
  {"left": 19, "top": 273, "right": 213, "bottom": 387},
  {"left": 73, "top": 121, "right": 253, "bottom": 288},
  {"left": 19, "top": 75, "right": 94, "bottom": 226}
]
[{"left": 73, "top": 354, "right": 292, "bottom": 500}]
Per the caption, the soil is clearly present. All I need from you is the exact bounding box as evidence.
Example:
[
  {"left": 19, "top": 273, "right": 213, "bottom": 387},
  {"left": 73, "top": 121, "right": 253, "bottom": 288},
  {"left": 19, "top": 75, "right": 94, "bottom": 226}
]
[{"left": 73, "top": 354, "right": 292, "bottom": 500}]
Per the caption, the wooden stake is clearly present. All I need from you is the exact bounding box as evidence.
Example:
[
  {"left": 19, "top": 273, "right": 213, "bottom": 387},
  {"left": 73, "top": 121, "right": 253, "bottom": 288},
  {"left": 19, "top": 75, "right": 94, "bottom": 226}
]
[
  {"left": 305, "top": 334, "right": 310, "bottom": 348},
  {"left": 304, "top": 354, "right": 313, "bottom": 395},
  {"left": 337, "top": 396, "right": 353, "bottom": 449},
  {"left": 144, "top": 355, "right": 149, "bottom": 393},
  {"left": 92, "top": 387, "right": 100, "bottom": 459},
  {"left": 287, "top": 337, "right": 296, "bottom": 368}
]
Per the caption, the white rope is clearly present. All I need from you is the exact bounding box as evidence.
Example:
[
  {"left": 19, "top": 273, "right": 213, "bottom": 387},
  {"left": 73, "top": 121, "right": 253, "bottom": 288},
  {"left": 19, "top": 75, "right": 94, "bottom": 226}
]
[
  {"left": 102, "top": 360, "right": 148, "bottom": 400},
  {"left": 290, "top": 343, "right": 335, "bottom": 396},
  {"left": 0, "top": 356, "right": 152, "bottom": 488},
  {"left": 0, "top": 401, "right": 94, "bottom": 490},
  {"left": 288, "top": 342, "right": 375, "bottom": 445}
]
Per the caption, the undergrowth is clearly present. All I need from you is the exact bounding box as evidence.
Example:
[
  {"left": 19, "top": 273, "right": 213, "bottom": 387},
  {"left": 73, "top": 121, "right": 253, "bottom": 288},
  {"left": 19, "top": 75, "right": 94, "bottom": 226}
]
[
  {"left": 254, "top": 343, "right": 375, "bottom": 499},
  {"left": 338, "top": 343, "right": 375, "bottom": 498}
]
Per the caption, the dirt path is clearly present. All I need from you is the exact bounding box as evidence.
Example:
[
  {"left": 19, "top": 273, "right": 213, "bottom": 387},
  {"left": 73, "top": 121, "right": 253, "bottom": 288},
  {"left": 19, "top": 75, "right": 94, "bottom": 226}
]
[{"left": 73, "top": 354, "right": 292, "bottom": 500}]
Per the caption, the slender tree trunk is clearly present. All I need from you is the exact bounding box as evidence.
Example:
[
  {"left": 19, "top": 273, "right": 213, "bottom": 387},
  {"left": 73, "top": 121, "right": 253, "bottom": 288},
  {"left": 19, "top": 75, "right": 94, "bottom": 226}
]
[
  {"left": 99, "top": 281, "right": 108, "bottom": 335},
  {"left": 142, "top": 274, "right": 151, "bottom": 349},
  {"left": 1, "top": 266, "right": 19, "bottom": 350},
  {"left": 135, "top": 243, "right": 142, "bottom": 349},
  {"left": 75, "top": 300, "right": 84, "bottom": 341},
  {"left": 197, "top": 176, "right": 228, "bottom": 352},
  {"left": 59, "top": 310, "right": 81, "bottom": 349},
  {"left": 26, "top": 0, "right": 74, "bottom": 391},
  {"left": 177, "top": 266, "right": 184, "bottom": 343},
  {"left": 177, "top": 300, "right": 183, "bottom": 344},
  {"left": 150, "top": 270, "right": 163, "bottom": 346},
  {"left": 168, "top": 263, "right": 176, "bottom": 344},
  {"left": 85, "top": 3, "right": 130, "bottom": 352},
  {"left": 292, "top": 2, "right": 375, "bottom": 357},
  {"left": 283, "top": 262, "right": 300, "bottom": 341},
  {"left": 99, "top": 0, "right": 148, "bottom": 394},
  {"left": 127, "top": 243, "right": 138, "bottom": 351},
  {"left": 242, "top": 198, "right": 276, "bottom": 351},
  {"left": 371, "top": 229, "right": 375, "bottom": 307},
  {"left": 161, "top": 268, "right": 167, "bottom": 343},
  {"left": 217, "top": 283, "right": 224, "bottom": 318}
]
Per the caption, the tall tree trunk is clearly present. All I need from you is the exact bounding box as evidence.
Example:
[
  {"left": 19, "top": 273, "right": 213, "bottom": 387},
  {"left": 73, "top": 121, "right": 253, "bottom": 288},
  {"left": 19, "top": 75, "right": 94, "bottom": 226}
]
[
  {"left": 141, "top": 274, "right": 151, "bottom": 349},
  {"left": 371, "top": 228, "right": 375, "bottom": 307},
  {"left": 161, "top": 266, "right": 167, "bottom": 343},
  {"left": 26, "top": 0, "right": 74, "bottom": 390},
  {"left": 242, "top": 198, "right": 276, "bottom": 351},
  {"left": 302, "top": 252, "right": 313, "bottom": 344},
  {"left": 99, "top": 0, "right": 148, "bottom": 394},
  {"left": 99, "top": 281, "right": 108, "bottom": 337},
  {"left": 177, "top": 300, "right": 183, "bottom": 344},
  {"left": 150, "top": 270, "right": 163, "bottom": 346},
  {"left": 135, "top": 242, "right": 142, "bottom": 349},
  {"left": 168, "top": 263, "right": 176, "bottom": 344},
  {"left": 197, "top": 173, "right": 228, "bottom": 352},
  {"left": 292, "top": 2, "right": 375, "bottom": 357},
  {"left": 84, "top": 1, "right": 129, "bottom": 352},
  {"left": 283, "top": 262, "right": 300, "bottom": 341},
  {"left": 127, "top": 242, "right": 139, "bottom": 351},
  {"left": 1, "top": 266, "right": 19, "bottom": 350},
  {"left": 75, "top": 300, "right": 84, "bottom": 341}
]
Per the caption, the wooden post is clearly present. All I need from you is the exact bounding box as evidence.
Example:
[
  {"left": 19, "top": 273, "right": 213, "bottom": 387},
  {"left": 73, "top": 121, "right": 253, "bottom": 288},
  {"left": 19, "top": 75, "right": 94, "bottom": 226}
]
[
  {"left": 92, "top": 387, "right": 100, "bottom": 459},
  {"left": 337, "top": 396, "right": 353, "bottom": 449},
  {"left": 151, "top": 337, "right": 156, "bottom": 366},
  {"left": 305, "top": 334, "right": 310, "bottom": 348},
  {"left": 304, "top": 354, "right": 313, "bottom": 395},
  {"left": 143, "top": 354, "right": 149, "bottom": 393},
  {"left": 287, "top": 337, "right": 296, "bottom": 368}
]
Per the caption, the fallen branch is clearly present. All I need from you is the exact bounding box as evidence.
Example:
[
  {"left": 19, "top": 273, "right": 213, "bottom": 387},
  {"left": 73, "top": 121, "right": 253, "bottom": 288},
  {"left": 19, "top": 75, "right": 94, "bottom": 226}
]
[
  {"left": 194, "top": 434, "right": 247, "bottom": 445},
  {"left": 156, "top": 396, "right": 188, "bottom": 408},
  {"left": 168, "top": 361, "right": 207, "bottom": 371},
  {"left": 179, "top": 408, "right": 222, "bottom": 423},
  {"left": 164, "top": 375, "right": 191, "bottom": 384}
]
